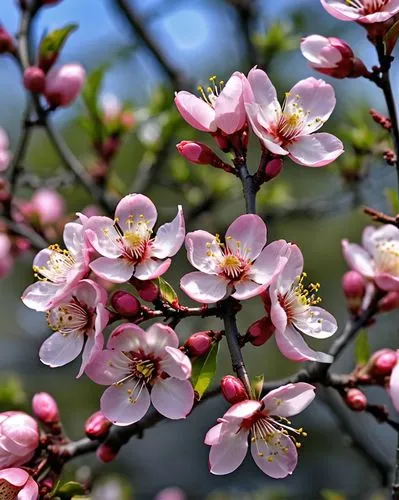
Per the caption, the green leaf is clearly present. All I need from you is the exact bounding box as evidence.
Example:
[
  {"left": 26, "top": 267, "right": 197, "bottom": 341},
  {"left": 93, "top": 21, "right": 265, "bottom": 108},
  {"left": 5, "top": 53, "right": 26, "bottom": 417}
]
[
  {"left": 56, "top": 482, "right": 85, "bottom": 499},
  {"left": 39, "top": 24, "right": 78, "bottom": 63},
  {"left": 355, "top": 330, "right": 370, "bottom": 366},
  {"left": 82, "top": 67, "right": 107, "bottom": 143},
  {"left": 191, "top": 343, "right": 219, "bottom": 399},
  {"left": 320, "top": 490, "right": 346, "bottom": 500},
  {"left": 251, "top": 374, "right": 264, "bottom": 401},
  {"left": 385, "top": 188, "right": 399, "bottom": 215},
  {"left": 384, "top": 19, "right": 399, "bottom": 55},
  {"left": 156, "top": 276, "right": 179, "bottom": 306}
]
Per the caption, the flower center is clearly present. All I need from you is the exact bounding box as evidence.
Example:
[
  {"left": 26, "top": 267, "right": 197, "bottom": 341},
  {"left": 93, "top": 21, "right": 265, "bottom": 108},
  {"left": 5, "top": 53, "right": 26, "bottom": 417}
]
[
  {"left": 33, "top": 244, "right": 76, "bottom": 284},
  {"left": 280, "top": 272, "right": 322, "bottom": 323},
  {"left": 46, "top": 298, "right": 91, "bottom": 335},
  {"left": 207, "top": 234, "right": 251, "bottom": 281},
  {"left": 197, "top": 75, "right": 225, "bottom": 108},
  {"left": 345, "top": 0, "right": 388, "bottom": 14},
  {"left": 220, "top": 254, "right": 244, "bottom": 278},
  {"left": 375, "top": 240, "right": 399, "bottom": 277},
  {"left": 0, "top": 479, "right": 23, "bottom": 500}
]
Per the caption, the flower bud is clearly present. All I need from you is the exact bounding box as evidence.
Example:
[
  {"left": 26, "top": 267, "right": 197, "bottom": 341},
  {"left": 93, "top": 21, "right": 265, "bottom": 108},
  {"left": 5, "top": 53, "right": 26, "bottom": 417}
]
[
  {"left": 369, "top": 349, "right": 398, "bottom": 377},
  {"left": 247, "top": 316, "right": 275, "bottom": 347},
  {"left": 378, "top": 291, "right": 399, "bottom": 312},
  {"left": 345, "top": 388, "right": 367, "bottom": 411},
  {"left": 30, "top": 189, "right": 65, "bottom": 225},
  {"left": 0, "top": 27, "right": 15, "bottom": 54},
  {"left": 342, "top": 270, "right": 366, "bottom": 298},
  {"left": 32, "top": 392, "right": 59, "bottom": 424},
  {"left": 221, "top": 375, "right": 248, "bottom": 404},
  {"left": 111, "top": 290, "right": 141, "bottom": 317},
  {"left": 300, "top": 35, "right": 367, "bottom": 79},
  {"left": 23, "top": 67, "right": 46, "bottom": 94},
  {"left": 0, "top": 412, "right": 39, "bottom": 468},
  {"left": 96, "top": 443, "right": 118, "bottom": 463},
  {"left": 85, "top": 411, "right": 112, "bottom": 440},
  {"left": 44, "top": 63, "right": 86, "bottom": 107},
  {"left": 264, "top": 158, "right": 283, "bottom": 182},
  {"left": 184, "top": 332, "right": 212, "bottom": 357},
  {"left": 176, "top": 141, "right": 218, "bottom": 166},
  {"left": 135, "top": 280, "right": 159, "bottom": 302}
]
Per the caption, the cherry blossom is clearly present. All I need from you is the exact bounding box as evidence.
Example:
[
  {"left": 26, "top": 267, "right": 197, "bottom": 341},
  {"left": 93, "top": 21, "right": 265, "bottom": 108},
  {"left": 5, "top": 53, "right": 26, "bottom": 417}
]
[
  {"left": 22, "top": 221, "right": 90, "bottom": 312},
  {"left": 389, "top": 351, "right": 399, "bottom": 412},
  {"left": 268, "top": 244, "right": 337, "bottom": 362},
  {"left": 44, "top": 63, "right": 86, "bottom": 107},
  {"left": 342, "top": 224, "right": 399, "bottom": 292},
  {"left": 320, "top": 0, "right": 399, "bottom": 24},
  {"left": 0, "top": 233, "right": 13, "bottom": 278},
  {"left": 205, "top": 383, "right": 315, "bottom": 477},
  {"left": 0, "top": 412, "right": 39, "bottom": 469},
  {"left": 0, "top": 127, "right": 11, "bottom": 172},
  {"left": 39, "top": 279, "right": 109, "bottom": 377},
  {"left": 180, "top": 214, "right": 289, "bottom": 304},
  {"left": 0, "top": 468, "right": 38, "bottom": 500},
  {"left": 86, "top": 323, "right": 194, "bottom": 425},
  {"left": 244, "top": 68, "right": 344, "bottom": 167},
  {"left": 84, "top": 194, "right": 185, "bottom": 283}
]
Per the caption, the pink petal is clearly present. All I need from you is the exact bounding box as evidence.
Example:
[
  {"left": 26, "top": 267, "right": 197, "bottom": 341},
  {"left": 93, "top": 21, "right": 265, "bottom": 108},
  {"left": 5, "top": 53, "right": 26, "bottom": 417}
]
[
  {"left": 85, "top": 350, "right": 130, "bottom": 384},
  {"left": 74, "top": 279, "right": 107, "bottom": 307},
  {"left": 180, "top": 272, "right": 228, "bottom": 303},
  {"left": 204, "top": 423, "right": 224, "bottom": 446},
  {"left": 160, "top": 347, "right": 192, "bottom": 380},
  {"left": 214, "top": 73, "right": 246, "bottom": 134},
  {"left": 261, "top": 383, "right": 316, "bottom": 417},
  {"left": 362, "top": 226, "right": 377, "bottom": 254},
  {"left": 320, "top": 0, "right": 362, "bottom": 20},
  {"left": 226, "top": 214, "right": 267, "bottom": 261},
  {"left": 133, "top": 257, "right": 171, "bottom": 280},
  {"left": 247, "top": 67, "right": 281, "bottom": 126},
  {"left": 389, "top": 358, "right": 399, "bottom": 412},
  {"left": 275, "top": 326, "right": 333, "bottom": 363},
  {"left": 341, "top": 240, "right": 374, "bottom": 277},
  {"left": 185, "top": 230, "right": 222, "bottom": 274},
  {"left": 152, "top": 205, "right": 185, "bottom": 259},
  {"left": 300, "top": 35, "right": 341, "bottom": 66},
  {"left": 270, "top": 284, "right": 288, "bottom": 332},
  {"left": 298, "top": 306, "right": 338, "bottom": 339},
  {"left": 276, "top": 244, "right": 303, "bottom": 294},
  {"left": 151, "top": 378, "right": 194, "bottom": 419},
  {"left": 18, "top": 476, "right": 38, "bottom": 500},
  {"left": 100, "top": 381, "right": 150, "bottom": 426},
  {"left": 0, "top": 467, "right": 29, "bottom": 487},
  {"left": 249, "top": 239, "right": 289, "bottom": 284},
  {"left": 375, "top": 273, "right": 399, "bottom": 292},
  {"left": 360, "top": 9, "right": 399, "bottom": 23},
  {"left": 245, "top": 103, "right": 288, "bottom": 156},
  {"left": 232, "top": 280, "right": 268, "bottom": 300},
  {"left": 251, "top": 431, "right": 297, "bottom": 478},
  {"left": 108, "top": 323, "right": 147, "bottom": 351},
  {"left": 369, "top": 224, "right": 399, "bottom": 250},
  {"left": 209, "top": 428, "right": 248, "bottom": 475},
  {"left": 224, "top": 399, "right": 261, "bottom": 420},
  {"left": 90, "top": 257, "right": 133, "bottom": 283},
  {"left": 84, "top": 216, "right": 122, "bottom": 258},
  {"left": 63, "top": 222, "right": 85, "bottom": 259},
  {"left": 174, "top": 91, "right": 216, "bottom": 132},
  {"left": 115, "top": 194, "right": 158, "bottom": 232},
  {"left": 21, "top": 282, "right": 63, "bottom": 312},
  {"left": 287, "top": 133, "right": 344, "bottom": 167},
  {"left": 77, "top": 332, "right": 103, "bottom": 379},
  {"left": 39, "top": 331, "right": 84, "bottom": 368},
  {"left": 144, "top": 323, "right": 179, "bottom": 355}
]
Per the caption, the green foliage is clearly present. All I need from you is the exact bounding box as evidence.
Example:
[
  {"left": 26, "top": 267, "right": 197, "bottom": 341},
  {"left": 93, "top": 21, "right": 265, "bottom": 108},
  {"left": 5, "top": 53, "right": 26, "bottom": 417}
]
[
  {"left": 251, "top": 374, "right": 264, "bottom": 401},
  {"left": 81, "top": 67, "right": 107, "bottom": 144},
  {"left": 191, "top": 343, "right": 220, "bottom": 399},
  {"left": 53, "top": 481, "right": 86, "bottom": 499},
  {"left": 355, "top": 330, "right": 370, "bottom": 366},
  {"left": 253, "top": 22, "right": 299, "bottom": 56},
  {"left": 156, "top": 276, "right": 179, "bottom": 305},
  {"left": 385, "top": 188, "right": 399, "bottom": 214},
  {"left": 320, "top": 490, "right": 347, "bottom": 500},
  {"left": 0, "top": 374, "right": 27, "bottom": 412},
  {"left": 39, "top": 24, "right": 78, "bottom": 63}
]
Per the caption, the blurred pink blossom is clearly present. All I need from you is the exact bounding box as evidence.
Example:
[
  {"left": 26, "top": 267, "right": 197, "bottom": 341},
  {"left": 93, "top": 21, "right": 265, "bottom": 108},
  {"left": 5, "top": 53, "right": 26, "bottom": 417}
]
[
  {"left": 0, "top": 412, "right": 39, "bottom": 469},
  {"left": 44, "top": 63, "right": 85, "bottom": 107}
]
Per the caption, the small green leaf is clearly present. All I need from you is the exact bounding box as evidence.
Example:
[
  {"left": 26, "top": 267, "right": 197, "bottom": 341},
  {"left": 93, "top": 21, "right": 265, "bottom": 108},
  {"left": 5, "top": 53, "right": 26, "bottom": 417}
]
[
  {"left": 82, "top": 67, "right": 107, "bottom": 143},
  {"left": 56, "top": 482, "right": 85, "bottom": 499},
  {"left": 156, "top": 276, "right": 178, "bottom": 306},
  {"left": 384, "top": 19, "right": 399, "bottom": 55},
  {"left": 191, "top": 343, "right": 219, "bottom": 399},
  {"left": 385, "top": 188, "right": 399, "bottom": 215},
  {"left": 320, "top": 490, "right": 346, "bottom": 500},
  {"left": 39, "top": 24, "right": 78, "bottom": 64},
  {"left": 251, "top": 374, "right": 264, "bottom": 400},
  {"left": 355, "top": 330, "right": 370, "bottom": 366}
]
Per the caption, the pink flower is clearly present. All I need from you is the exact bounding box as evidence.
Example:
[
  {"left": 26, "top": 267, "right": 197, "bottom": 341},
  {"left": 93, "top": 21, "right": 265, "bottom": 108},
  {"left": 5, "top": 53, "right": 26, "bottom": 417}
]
[
  {"left": 300, "top": 35, "right": 367, "bottom": 79},
  {"left": 244, "top": 68, "right": 344, "bottom": 167},
  {"left": 30, "top": 189, "right": 66, "bottom": 225},
  {"left": 180, "top": 214, "right": 289, "bottom": 304},
  {"left": 342, "top": 224, "right": 399, "bottom": 292},
  {"left": 0, "top": 412, "right": 39, "bottom": 469},
  {"left": 0, "top": 127, "right": 11, "bottom": 172},
  {"left": 269, "top": 244, "right": 337, "bottom": 362},
  {"left": 39, "top": 279, "right": 108, "bottom": 377},
  {"left": 0, "top": 468, "right": 38, "bottom": 500},
  {"left": 84, "top": 194, "right": 185, "bottom": 283},
  {"left": 32, "top": 392, "right": 59, "bottom": 424},
  {"left": 86, "top": 323, "right": 194, "bottom": 425},
  {"left": 44, "top": 63, "right": 85, "bottom": 107},
  {"left": 205, "top": 383, "right": 315, "bottom": 477},
  {"left": 321, "top": 0, "right": 399, "bottom": 24},
  {"left": 22, "top": 221, "right": 90, "bottom": 312},
  {"left": 0, "top": 233, "right": 13, "bottom": 278},
  {"left": 174, "top": 72, "right": 248, "bottom": 135}
]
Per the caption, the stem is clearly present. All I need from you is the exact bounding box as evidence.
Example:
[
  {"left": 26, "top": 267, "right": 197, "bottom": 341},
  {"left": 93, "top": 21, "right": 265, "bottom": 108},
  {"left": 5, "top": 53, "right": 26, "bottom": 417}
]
[{"left": 234, "top": 158, "right": 256, "bottom": 214}]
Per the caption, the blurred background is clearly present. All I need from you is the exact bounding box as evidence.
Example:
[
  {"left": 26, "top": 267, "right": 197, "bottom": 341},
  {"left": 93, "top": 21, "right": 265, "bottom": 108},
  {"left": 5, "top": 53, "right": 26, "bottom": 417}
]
[{"left": 0, "top": 0, "right": 399, "bottom": 498}]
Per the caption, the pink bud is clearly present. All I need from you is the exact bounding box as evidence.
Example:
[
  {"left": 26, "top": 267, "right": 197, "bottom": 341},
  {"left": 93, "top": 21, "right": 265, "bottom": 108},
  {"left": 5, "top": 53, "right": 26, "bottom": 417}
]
[
  {"left": 96, "top": 443, "right": 118, "bottom": 463},
  {"left": 44, "top": 63, "right": 86, "bottom": 107},
  {"left": 23, "top": 67, "right": 46, "bottom": 94},
  {"left": 264, "top": 158, "right": 283, "bottom": 182},
  {"left": 30, "top": 189, "right": 65, "bottom": 225},
  {"left": 369, "top": 349, "right": 398, "bottom": 376},
  {"left": 176, "top": 141, "right": 217, "bottom": 165},
  {"left": 85, "top": 411, "right": 111, "bottom": 440},
  {"left": 378, "top": 291, "right": 399, "bottom": 312},
  {"left": 133, "top": 280, "right": 159, "bottom": 302},
  {"left": 32, "top": 392, "right": 59, "bottom": 424},
  {"left": 111, "top": 290, "right": 141, "bottom": 317},
  {"left": 0, "top": 412, "right": 39, "bottom": 468},
  {"left": 0, "top": 27, "right": 15, "bottom": 54},
  {"left": 247, "top": 316, "right": 275, "bottom": 347},
  {"left": 342, "top": 271, "right": 366, "bottom": 298},
  {"left": 345, "top": 388, "right": 367, "bottom": 411},
  {"left": 221, "top": 375, "right": 248, "bottom": 404},
  {"left": 184, "top": 332, "right": 212, "bottom": 357}
]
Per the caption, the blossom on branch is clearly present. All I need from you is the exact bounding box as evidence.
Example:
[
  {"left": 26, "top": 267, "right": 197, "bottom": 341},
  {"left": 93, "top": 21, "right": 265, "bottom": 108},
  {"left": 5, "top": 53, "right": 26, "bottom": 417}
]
[
  {"left": 44, "top": 63, "right": 85, "bottom": 108},
  {"left": 0, "top": 468, "right": 38, "bottom": 500},
  {"left": 244, "top": 68, "right": 344, "bottom": 167},
  {"left": 86, "top": 323, "right": 194, "bottom": 425},
  {"left": 320, "top": 0, "right": 399, "bottom": 24},
  {"left": 85, "top": 194, "right": 185, "bottom": 283},
  {"left": 180, "top": 214, "right": 289, "bottom": 304},
  {"left": 0, "top": 412, "right": 39, "bottom": 469},
  {"left": 0, "top": 127, "right": 11, "bottom": 172},
  {"left": 205, "top": 383, "right": 315, "bottom": 477}
]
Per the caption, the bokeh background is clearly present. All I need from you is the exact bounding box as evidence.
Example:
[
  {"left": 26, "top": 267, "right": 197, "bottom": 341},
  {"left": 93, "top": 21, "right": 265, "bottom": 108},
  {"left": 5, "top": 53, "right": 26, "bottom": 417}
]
[{"left": 0, "top": 0, "right": 399, "bottom": 498}]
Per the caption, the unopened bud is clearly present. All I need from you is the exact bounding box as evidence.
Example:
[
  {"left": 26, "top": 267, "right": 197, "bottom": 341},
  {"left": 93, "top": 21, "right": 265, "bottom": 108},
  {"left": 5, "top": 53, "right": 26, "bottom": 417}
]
[
  {"left": 44, "top": 63, "right": 86, "bottom": 107},
  {"left": 176, "top": 141, "right": 218, "bottom": 165},
  {"left": 264, "top": 158, "right": 283, "bottom": 182},
  {"left": 185, "top": 332, "right": 212, "bottom": 357},
  {"left": 345, "top": 388, "right": 367, "bottom": 411},
  {"left": 369, "top": 108, "right": 392, "bottom": 130},
  {"left": 32, "top": 392, "right": 59, "bottom": 423},
  {"left": 134, "top": 280, "right": 159, "bottom": 302},
  {"left": 23, "top": 67, "right": 46, "bottom": 94},
  {"left": 212, "top": 133, "right": 230, "bottom": 152},
  {"left": 342, "top": 271, "right": 366, "bottom": 298},
  {"left": 247, "top": 316, "right": 275, "bottom": 347},
  {"left": 0, "top": 27, "right": 15, "bottom": 54},
  {"left": 96, "top": 443, "right": 118, "bottom": 463},
  {"left": 111, "top": 290, "right": 141, "bottom": 317},
  {"left": 221, "top": 375, "right": 248, "bottom": 404},
  {"left": 85, "top": 411, "right": 112, "bottom": 440},
  {"left": 378, "top": 291, "right": 399, "bottom": 312},
  {"left": 369, "top": 349, "right": 398, "bottom": 377}
]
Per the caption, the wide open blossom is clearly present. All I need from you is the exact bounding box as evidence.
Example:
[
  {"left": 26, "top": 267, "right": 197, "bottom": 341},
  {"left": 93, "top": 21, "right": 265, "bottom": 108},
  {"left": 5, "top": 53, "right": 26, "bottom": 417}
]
[
  {"left": 320, "top": 0, "right": 399, "bottom": 24},
  {"left": 205, "top": 383, "right": 315, "bottom": 477},
  {"left": 40, "top": 279, "right": 109, "bottom": 377},
  {"left": 0, "top": 468, "right": 38, "bottom": 500},
  {"left": 244, "top": 68, "right": 344, "bottom": 167},
  {"left": 175, "top": 72, "right": 248, "bottom": 135},
  {"left": 180, "top": 214, "right": 289, "bottom": 304},
  {"left": 269, "top": 244, "right": 337, "bottom": 363},
  {"left": 342, "top": 225, "right": 399, "bottom": 292},
  {"left": 22, "top": 221, "right": 90, "bottom": 312},
  {"left": 85, "top": 194, "right": 185, "bottom": 283},
  {"left": 86, "top": 323, "right": 194, "bottom": 425},
  {"left": 0, "top": 412, "right": 39, "bottom": 469}
]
